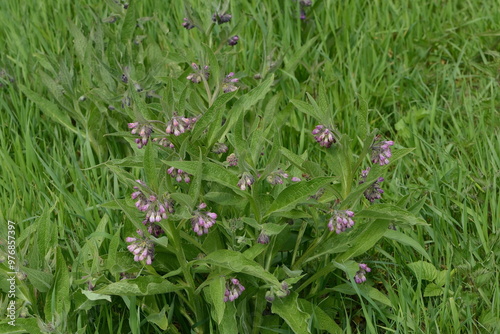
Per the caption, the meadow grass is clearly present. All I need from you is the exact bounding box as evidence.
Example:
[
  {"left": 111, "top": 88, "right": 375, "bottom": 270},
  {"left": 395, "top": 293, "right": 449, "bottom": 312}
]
[{"left": 1, "top": 0, "right": 499, "bottom": 333}]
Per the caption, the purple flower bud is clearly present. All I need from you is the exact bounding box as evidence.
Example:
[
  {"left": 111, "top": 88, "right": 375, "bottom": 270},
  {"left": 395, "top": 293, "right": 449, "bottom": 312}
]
[
  {"left": 125, "top": 230, "right": 155, "bottom": 264},
  {"left": 359, "top": 168, "right": 385, "bottom": 203},
  {"left": 182, "top": 17, "right": 195, "bottom": 29},
  {"left": 354, "top": 263, "right": 371, "bottom": 284},
  {"left": 213, "top": 13, "right": 232, "bottom": 24},
  {"left": 228, "top": 35, "right": 239, "bottom": 46}
]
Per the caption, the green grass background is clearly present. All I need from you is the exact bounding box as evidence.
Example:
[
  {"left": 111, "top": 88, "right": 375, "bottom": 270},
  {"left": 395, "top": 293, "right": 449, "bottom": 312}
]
[{"left": 1, "top": 0, "right": 499, "bottom": 332}]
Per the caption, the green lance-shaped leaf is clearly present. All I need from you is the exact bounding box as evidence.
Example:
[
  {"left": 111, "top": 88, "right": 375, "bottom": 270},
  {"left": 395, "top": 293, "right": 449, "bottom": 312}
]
[
  {"left": 45, "top": 248, "right": 70, "bottom": 320},
  {"left": 196, "top": 250, "right": 281, "bottom": 286},
  {"left": 95, "top": 276, "right": 183, "bottom": 296},
  {"left": 384, "top": 229, "right": 431, "bottom": 261},
  {"left": 163, "top": 160, "right": 241, "bottom": 192},
  {"left": 265, "top": 177, "right": 335, "bottom": 217},
  {"left": 144, "top": 138, "right": 158, "bottom": 187},
  {"left": 204, "top": 276, "right": 226, "bottom": 324},
  {"left": 355, "top": 204, "right": 428, "bottom": 226},
  {"left": 271, "top": 292, "right": 311, "bottom": 334},
  {"left": 298, "top": 299, "right": 342, "bottom": 333},
  {"left": 291, "top": 99, "right": 320, "bottom": 120},
  {"left": 336, "top": 219, "right": 389, "bottom": 262}
]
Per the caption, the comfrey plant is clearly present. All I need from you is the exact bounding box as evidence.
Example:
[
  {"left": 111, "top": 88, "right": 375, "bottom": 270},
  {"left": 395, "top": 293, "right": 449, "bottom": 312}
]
[{"left": 97, "top": 5, "right": 425, "bottom": 334}]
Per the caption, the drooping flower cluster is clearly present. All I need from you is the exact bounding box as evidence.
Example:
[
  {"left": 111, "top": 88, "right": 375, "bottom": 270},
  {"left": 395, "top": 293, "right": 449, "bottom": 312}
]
[
  {"left": 191, "top": 203, "right": 217, "bottom": 236},
  {"left": 224, "top": 278, "right": 245, "bottom": 302},
  {"left": 298, "top": 0, "right": 312, "bottom": 20},
  {"left": 165, "top": 114, "right": 197, "bottom": 136},
  {"left": 228, "top": 35, "right": 239, "bottom": 46},
  {"left": 354, "top": 263, "right": 371, "bottom": 284},
  {"left": 126, "top": 230, "right": 155, "bottom": 265},
  {"left": 212, "top": 12, "right": 232, "bottom": 24},
  {"left": 182, "top": 17, "right": 195, "bottom": 29},
  {"left": 257, "top": 232, "right": 270, "bottom": 244},
  {"left": 267, "top": 169, "right": 289, "bottom": 185},
  {"left": 359, "top": 168, "right": 384, "bottom": 202},
  {"left": 128, "top": 122, "right": 153, "bottom": 149},
  {"left": 222, "top": 72, "right": 239, "bottom": 93},
  {"left": 370, "top": 139, "right": 394, "bottom": 166},
  {"left": 152, "top": 137, "right": 175, "bottom": 149},
  {"left": 328, "top": 210, "right": 355, "bottom": 234},
  {"left": 132, "top": 180, "right": 175, "bottom": 223},
  {"left": 187, "top": 63, "right": 210, "bottom": 83},
  {"left": 212, "top": 142, "right": 228, "bottom": 154},
  {"left": 167, "top": 167, "right": 192, "bottom": 183},
  {"left": 226, "top": 153, "right": 238, "bottom": 166},
  {"left": 265, "top": 281, "right": 291, "bottom": 302},
  {"left": 312, "top": 125, "right": 336, "bottom": 148},
  {"left": 237, "top": 172, "right": 255, "bottom": 190}
]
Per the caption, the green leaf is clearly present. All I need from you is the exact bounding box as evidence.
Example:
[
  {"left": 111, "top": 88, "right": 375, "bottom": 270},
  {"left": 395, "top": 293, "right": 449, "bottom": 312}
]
[
  {"left": 197, "top": 250, "right": 280, "bottom": 286},
  {"left": 192, "top": 91, "right": 237, "bottom": 140},
  {"left": 298, "top": 299, "right": 342, "bottom": 333},
  {"left": 336, "top": 219, "right": 389, "bottom": 262},
  {"left": 262, "top": 223, "right": 287, "bottom": 236},
  {"left": 332, "top": 283, "right": 393, "bottom": 307},
  {"left": 265, "top": 177, "right": 335, "bottom": 216},
  {"left": 120, "top": 0, "right": 136, "bottom": 43},
  {"left": 144, "top": 143, "right": 158, "bottom": 187},
  {"left": 205, "top": 276, "right": 226, "bottom": 324},
  {"left": 271, "top": 292, "right": 311, "bottom": 334},
  {"left": 284, "top": 36, "right": 318, "bottom": 73},
  {"left": 219, "top": 300, "right": 238, "bottom": 333},
  {"left": 22, "top": 267, "right": 53, "bottom": 293},
  {"left": 407, "top": 261, "right": 438, "bottom": 281},
  {"left": 291, "top": 99, "right": 320, "bottom": 120},
  {"left": 384, "top": 229, "right": 431, "bottom": 261},
  {"left": 20, "top": 84, "right": 79, "bottom": 135},
  {"left": 45, "top": 248, "right": 70, "bottom": 320},
  {"left": 424, "top": 283, "right": 444, "bottom": 297},
  {"left": 95, "top": 276, "right": 183, "bottom": 296},
  {"left": 356, "top": 204, "right": 428, "bottom": 226},
  {"left": 81, "top": 290, "right": 112, "bottom": 302},
  {"left": 164, "top": 161, "right": 241, "bottom": 192}
]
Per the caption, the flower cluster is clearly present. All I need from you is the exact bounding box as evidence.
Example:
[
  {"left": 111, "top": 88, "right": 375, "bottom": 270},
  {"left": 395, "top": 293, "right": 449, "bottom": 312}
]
[
  {"left": 212, "top": 12, "right": 232, "bottom": 24},
  {"left": 165, "top": 114, "right": 197, "bottom": 136},
  {"left": 152, "top": 137, "right": 175, "bottom": 149},
  {"left": 222, "top": 72, "right": 239, "bottom": 93},
  {"left": 237, "top": 172, "right": 255, "bottom": 190},
  {"left": 182, "top": 17, "right": 195, "bottom": 30},
  {"left": 267, "top": 169, "right": 289, "bottom": 185},
  {"left": 128, "top": 122, "right": 153, "bottom": 149},
  {"left": 257, "top": 232, "right": 270, "bottom": 244},
  {"left": 359, "top": 168, "right": 385, "bottom": 202},
  {"left": 212, "top": 142, "right": 228, "bottom": 154},
  {"left": 312, "top": 125, "right": 336, "bottom": 148},
  {"left": 187, "top": 63, "right": 210, "bottom": 83},
  {"left": 226, "top": 153, "right": 238, "bottom": 166},
  {"left": 328, "top": 210, "right": 355, "bottom": 234},
  {"left": 132, "top": 180, "right": 175, "bottom": 223},
  {"left": 354, "top": 263, "right": 371, "bottom": 284},
  {"left": 265, "top": 281, "right": 291, "bottom": 302},
  {"left": 126, "top": 230, "right": 155, "bottom": 265},
  {"left": 299, "top": 0, "right": 312, "bottom": 20},
  {"left": 191, "top": 203, "right": 217, "bottom": 236},
  {"left": 228, "top": 35, "right": 239, "bottom": 46},
  {"left": 167, "top": 167, "right": 192, "bottom": 183},
  {"left": 371, "top": 139, "right": 394, "bottom": 166},
  {"left": 224, "top": 278, "right": 245, "bottom": 302}
]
